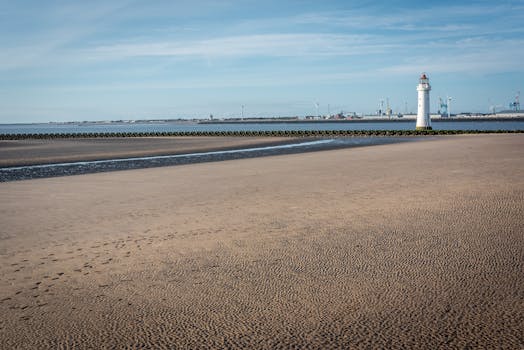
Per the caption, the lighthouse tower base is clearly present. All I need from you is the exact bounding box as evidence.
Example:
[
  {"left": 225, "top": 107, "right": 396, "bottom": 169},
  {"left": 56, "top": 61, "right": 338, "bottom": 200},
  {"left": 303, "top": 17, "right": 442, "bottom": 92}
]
[{"left": 416, "top": 126, "right": 432, "bottom": 131}]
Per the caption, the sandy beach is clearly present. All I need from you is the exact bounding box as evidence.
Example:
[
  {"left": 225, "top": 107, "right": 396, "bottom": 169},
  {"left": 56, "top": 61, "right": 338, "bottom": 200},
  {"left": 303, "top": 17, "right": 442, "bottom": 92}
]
[{"left": 0, "top": 134, "right": 522, "bottom": 348}]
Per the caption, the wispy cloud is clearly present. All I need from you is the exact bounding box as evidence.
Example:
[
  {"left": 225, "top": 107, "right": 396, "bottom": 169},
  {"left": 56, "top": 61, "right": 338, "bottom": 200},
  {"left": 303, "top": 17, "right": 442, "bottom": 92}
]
[
  {"left": 0, "top": 1, "right": 131, "bottom": 70},
  {"left": 1, "top": 0, "right": 523, "bottom": 121},
  {"left": 86, "top": 33, "right": 388, "bottom": 60},
  {"left": 287, "top": 3, "right": 524, "bottom": 31},
  {"left": 379, "top": 39, "right": 524, "bottom": 76}
]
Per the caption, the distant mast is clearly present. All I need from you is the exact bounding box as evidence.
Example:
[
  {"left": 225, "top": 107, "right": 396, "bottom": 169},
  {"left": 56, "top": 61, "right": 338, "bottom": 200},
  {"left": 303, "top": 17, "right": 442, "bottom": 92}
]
[{"left": 416, "top": 73, "right": 432, "bottom": 130}]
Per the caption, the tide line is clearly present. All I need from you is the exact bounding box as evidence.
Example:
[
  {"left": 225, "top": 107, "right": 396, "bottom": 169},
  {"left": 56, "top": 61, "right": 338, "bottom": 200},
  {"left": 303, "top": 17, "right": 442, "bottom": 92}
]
[{"left": 1, "top": 139, "right": 335, "bottom": 171}]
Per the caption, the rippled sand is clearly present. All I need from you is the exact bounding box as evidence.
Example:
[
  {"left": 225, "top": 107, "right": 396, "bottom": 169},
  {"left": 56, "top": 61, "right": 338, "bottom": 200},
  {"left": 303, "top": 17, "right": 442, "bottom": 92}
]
[{"left": 0, "top": 134, "right": 522, "bottom": 349}]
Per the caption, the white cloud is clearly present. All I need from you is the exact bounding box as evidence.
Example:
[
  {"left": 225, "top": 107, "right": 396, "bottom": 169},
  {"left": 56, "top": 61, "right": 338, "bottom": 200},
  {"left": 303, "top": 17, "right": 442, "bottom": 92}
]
[
  {"left": 0, "top": 1, "right": 131, "bottom": 70},
  {"left": 378, "top": 42, "right": 524, "bottom": 76},
  {"left": 240, "top": 3, "right": 523, "bottom": 36},
  {"left": 86, "top": 33, "right": 387, "bottom": 60}
]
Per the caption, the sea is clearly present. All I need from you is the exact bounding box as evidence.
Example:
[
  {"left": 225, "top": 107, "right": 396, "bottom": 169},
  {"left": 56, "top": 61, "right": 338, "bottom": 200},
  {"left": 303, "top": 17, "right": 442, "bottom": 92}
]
[{"left": 0, "top": 120, "right": 523, "bottom": 135}]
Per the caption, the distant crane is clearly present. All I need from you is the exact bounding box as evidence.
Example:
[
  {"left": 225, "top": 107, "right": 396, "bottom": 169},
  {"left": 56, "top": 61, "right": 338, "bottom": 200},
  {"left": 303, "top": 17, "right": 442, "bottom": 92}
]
[
  {"left": 488, "top": 98, "right": 503, "bottom": 114},
  {"left": 489, "top": 104, "right": 503, "bottom": 114},
  {"left": 386, "top": 98, "right": 392, "bottom": 119},
  {"left": 438, "top": 96, "right": 452, "bottom": 117},
  {"left": 378, "top": 99, "right": 385, "bottom": 116},
  {"left": 438, "top": 97, "right": 447, "bottom": 116},
  {"left": 509, "top": 91, "right": 521, "bottom": 111}
]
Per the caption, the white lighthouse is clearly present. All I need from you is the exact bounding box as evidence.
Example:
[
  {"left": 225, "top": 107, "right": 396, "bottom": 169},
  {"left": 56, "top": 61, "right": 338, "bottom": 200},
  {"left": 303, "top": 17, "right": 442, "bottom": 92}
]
[{"left": 416, "top": 73, "right": 432, "bottom": 130}]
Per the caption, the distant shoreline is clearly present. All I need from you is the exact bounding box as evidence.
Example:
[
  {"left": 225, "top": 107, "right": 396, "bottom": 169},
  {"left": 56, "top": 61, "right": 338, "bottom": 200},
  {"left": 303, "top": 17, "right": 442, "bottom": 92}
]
[
  {"left": 198, "top": 116, "right": 524, "bottom": 124},
  {"left": 1, "top": 116, "right": 524, "bottom": 127}
]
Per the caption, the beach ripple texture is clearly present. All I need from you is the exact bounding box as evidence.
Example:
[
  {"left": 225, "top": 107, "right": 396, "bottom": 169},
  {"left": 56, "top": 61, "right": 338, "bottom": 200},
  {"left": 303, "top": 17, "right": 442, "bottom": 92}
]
[{"left": 0, "top": 135, "right": 522, "bottom": 349}]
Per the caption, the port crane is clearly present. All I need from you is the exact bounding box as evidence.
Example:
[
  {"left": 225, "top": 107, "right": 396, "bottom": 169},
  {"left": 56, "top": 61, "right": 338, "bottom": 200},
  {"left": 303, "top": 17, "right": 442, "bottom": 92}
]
[
  {"left": 509, "top": 91, "right": 520, "bottom": 111},
  {"left": 438, "top": 96, "right": 452, "bottom": 117}
]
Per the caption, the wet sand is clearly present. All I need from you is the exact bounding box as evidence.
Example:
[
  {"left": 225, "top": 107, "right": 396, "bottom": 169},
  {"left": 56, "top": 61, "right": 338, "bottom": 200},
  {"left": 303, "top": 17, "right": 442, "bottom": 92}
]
[
  {"left": 0, "top": 136, "right": 293, "bottom": 167},
  {"left": 0, "top": 134, "right": 523, "bottom": 348},
  {"left": 0, "top": 137, "right": 417, "bottom": 182}
]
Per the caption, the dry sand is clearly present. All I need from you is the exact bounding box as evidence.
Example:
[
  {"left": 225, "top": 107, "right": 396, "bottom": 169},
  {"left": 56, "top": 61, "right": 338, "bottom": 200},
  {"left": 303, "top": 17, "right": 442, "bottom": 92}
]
[{"left": 0, "top": 134, "right": 522, "bottom": 349}]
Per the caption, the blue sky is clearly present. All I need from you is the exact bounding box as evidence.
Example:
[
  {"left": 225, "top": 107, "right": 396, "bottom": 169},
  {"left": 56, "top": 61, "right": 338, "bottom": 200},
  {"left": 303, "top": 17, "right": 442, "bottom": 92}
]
[{"left": 1, "top": 0, "right": 523, "bottom": 122}]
